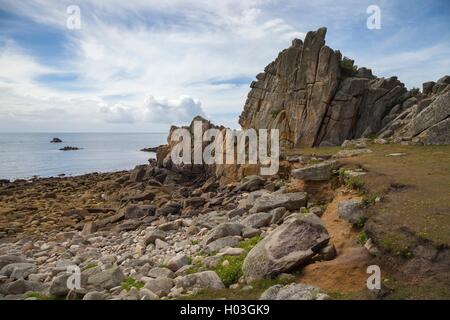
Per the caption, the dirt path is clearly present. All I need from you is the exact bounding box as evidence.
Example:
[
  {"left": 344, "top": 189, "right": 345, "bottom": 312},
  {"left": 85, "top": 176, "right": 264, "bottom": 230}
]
[{"left": 297, "top": 192, "right": 372, "bottom": 295}]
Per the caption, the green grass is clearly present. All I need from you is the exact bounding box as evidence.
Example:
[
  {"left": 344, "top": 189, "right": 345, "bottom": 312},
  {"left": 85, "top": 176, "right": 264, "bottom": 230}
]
[
  {"left": 121, "top": 277, "right": 145, "bottom": 291},
  {"left": 237, "top": 236, "right": 262, "bottom": 252},
  {"left": 357, "top": 231, "right": 368, "bottom": 245},
  {"left": 24, "top": 292, "right": 61, "bottom": 300},
  {"left": 215, "top": 255, "right": 246, "bottom": 287}
]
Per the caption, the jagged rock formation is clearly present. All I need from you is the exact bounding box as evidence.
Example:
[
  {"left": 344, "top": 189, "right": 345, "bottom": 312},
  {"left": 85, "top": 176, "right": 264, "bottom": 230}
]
[
  {"left": 378, "top": 77, "right": 450, "bottom": 144},
  {"left": 239, "top": 27, "right": 450, "bottom": 147}
]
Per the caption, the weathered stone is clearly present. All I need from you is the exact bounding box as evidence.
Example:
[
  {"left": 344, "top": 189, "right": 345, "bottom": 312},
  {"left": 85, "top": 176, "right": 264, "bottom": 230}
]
[
  {"left": 0, "top": 255, "right": 30, "bottom": 270},
  {"left": 337, "top": 199, "right": 365, "bottom": 225},
  {"left": 124, "top": 205, "right": 156, "bottom": 219},
  {"left": 81, "top": 221, "right": 97, "bottom": 236},
  {"left": 166, "top": 255, "right": 189, "bottom": 272},
  {"left": 291, "top": 161, "right": 337, "bottom": 181},
  {"left": 183, "top": 197, "right": 206, "bottom": 208},
  {"left": 143, "top": 229, "right": 167, "bottom": 246},
  {"left": 259, "top": 283, "right": 329, "bottom": 300},
  {"left": 175, "top": 271, "right": 225, "bottom": 290},
  {"left": 144, "top": 277, "right": 174, "bottom": 297},
  {"left": 206, "top": 236, "right": 241, "bottom": 253},
  {"left": 240, "top": 212, "right": 273, "bottom": 229},
  {"left": 82, "top": 291, "right": 106, "bottom": 300},
  {"left": 156, "top": 202, "right": 182, "bottom": 216},
  {"left": 148, "top": 267, "right": 174, "bottom": 279},
  {"left": 202, "top": 223, "right": 245, "bottom": 245},
  {"left": 251, "top": 192, "right": 307, "bottom": 213},
  {"left": 242, "top": 213, "right": 330, "bottom": 280},
  {"left": 0, "top": 263, "right": 36, "bottom": 279},
  {"left": 87, "top": 266, "right": 124, "bottom": 290},
  {"left": 139, "top": 288, "right": 159, "bottom": 300},
  {"left": 130, "top": 165, "right": 147, "bottom": 182}
]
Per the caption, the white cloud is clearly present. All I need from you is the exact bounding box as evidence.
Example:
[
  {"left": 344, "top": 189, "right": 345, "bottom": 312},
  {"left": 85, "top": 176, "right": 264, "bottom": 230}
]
[
  {"left": 0, "top": 0, "right": 449, "bottom": 131},
  {"left": 99, "top": 104, "right": 136, "bottom": 124},
  {"left": 143, "top": 95, "right": 205, "bottom": 124}
]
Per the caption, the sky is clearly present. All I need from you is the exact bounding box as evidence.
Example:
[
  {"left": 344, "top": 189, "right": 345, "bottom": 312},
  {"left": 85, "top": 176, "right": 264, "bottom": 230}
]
[{"left": 0, "top": 0, "right": 449, "bottom": 133}]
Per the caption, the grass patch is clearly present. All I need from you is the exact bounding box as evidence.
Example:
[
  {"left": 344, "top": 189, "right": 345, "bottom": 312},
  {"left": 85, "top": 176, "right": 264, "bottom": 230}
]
[
  {"left": 215, "top": 255, "right": 245, "bottom": 287},
  {"left": 121, "top": 277, "right": 145, "bottom": 291},
  {"left": 237, "top": 235, "right": 262, "bottom": 252},
  {"left": 380, "top": 233, "right": 413, "bottom": 259},
  {"left": 357, "top": 231, "right": 368, "bottom": 245},
  {"left": 24, "top": 292, "right": 61, "bottom": 300}
]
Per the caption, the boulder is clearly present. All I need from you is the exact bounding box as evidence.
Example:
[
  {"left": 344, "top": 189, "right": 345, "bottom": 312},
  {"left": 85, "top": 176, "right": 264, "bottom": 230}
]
[
  {"left": 183, "top": 197, "right": 206, "bottom": 209},
  {"left": 0, "top": 255, "right": 30, "bottom": 270},
  {"left": 156, "top": 201, "right": 182, "bottom": 216},
  {"left": 0, "top": 263, "right": 37, "bottom": 279},
  {"left": 291, "top": 161, "right": 337, "bottom": 181},
  {"left": 259, "top": 283, "right": 329, "bottom": 300},
  {"left": 202, "top": 223, "right": 245, "bottom": 245},
  {"left": 242, "top": 213, "right": 330, "bottom": 280},
  {"left": 144, "top": 277, "right": 174, "bottom": 297},
  {"left": 143, "top": 229, "right": 167, "bottom": 246},
  {"left": 337, "top": 198, "right": 365, "bottom": 225},
  {"left": 175, "top": 271, "right": 225, "bottom": 291},
  {"left": 87, "top": 266, "right": 124, "bottom": 290},
  {"left": 240, "top": 212, "right": 273, "bottom": 229},
  {"left": 82, "top": 291, "right": 106, "bottom": 300},
  {"left": 166, "top": 255, "right": 189, "bottom": 272},
  {"left": 250, "top": 192, "right": 307, "bottom": 213},
  {"left": 148, "top": 267, "right": 174, "bottom": 279},
  {"left": 206, "top": 236, "right": 241, "bottom": 253}
]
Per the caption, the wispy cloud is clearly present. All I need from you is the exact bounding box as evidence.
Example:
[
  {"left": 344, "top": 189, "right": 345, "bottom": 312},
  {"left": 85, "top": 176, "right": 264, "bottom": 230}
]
[{"left": 0, "top": 0, "right": 449, "bottom": 131}]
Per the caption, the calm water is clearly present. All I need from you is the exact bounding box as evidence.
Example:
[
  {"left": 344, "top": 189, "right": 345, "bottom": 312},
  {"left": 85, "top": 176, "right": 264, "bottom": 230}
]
[{"left": 0, "top": 133, "right": 167, "bottom": 180}]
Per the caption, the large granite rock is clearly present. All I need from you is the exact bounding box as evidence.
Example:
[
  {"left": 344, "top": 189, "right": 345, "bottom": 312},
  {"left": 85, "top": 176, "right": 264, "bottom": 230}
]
[
  {"left": 239, "top": 27, "right": 409, "bottom": 147},
  {"left": 242, "top": 213, "right": 330, "bottom": 280}
]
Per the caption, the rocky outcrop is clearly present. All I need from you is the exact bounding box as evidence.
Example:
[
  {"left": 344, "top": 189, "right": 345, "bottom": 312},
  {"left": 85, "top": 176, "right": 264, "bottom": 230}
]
[
  {"left": 378, "top": 80, "right": 450, "bottom": 145},
  {"left": 239, "top": 27, "right": 449, "bottom": 147}
]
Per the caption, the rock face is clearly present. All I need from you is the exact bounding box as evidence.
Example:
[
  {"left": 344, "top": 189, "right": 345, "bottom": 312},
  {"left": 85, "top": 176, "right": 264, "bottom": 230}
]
[
  {"left": 242, "top": 213, "right": 330, "bottom": 281},
  {"left": 378, "top": 84, "right": 450, "bottom": 145},
  {"left": 239, "top": 27, "right": 450, "bottom": 147}
]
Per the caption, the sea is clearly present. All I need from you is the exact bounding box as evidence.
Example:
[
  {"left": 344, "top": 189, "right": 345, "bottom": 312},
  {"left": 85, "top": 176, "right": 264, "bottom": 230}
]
[{"left": 0, "top": 133, "right": 167, "bottom": 181}]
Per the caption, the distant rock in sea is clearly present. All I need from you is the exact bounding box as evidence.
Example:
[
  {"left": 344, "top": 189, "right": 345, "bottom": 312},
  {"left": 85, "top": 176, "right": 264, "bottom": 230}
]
[
  {"left": 50, "top": 137, "right": 62, "bottom": 143},
  {"left": 140, "top": 146, "right": 160, "bottom": 153},
  {"left": 59, "top": 146, "right": 82, "bottom": 151}
]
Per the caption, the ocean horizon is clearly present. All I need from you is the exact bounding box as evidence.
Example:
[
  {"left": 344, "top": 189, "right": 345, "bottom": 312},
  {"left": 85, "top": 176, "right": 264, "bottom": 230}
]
[{"left": 0, "top": 132, "right": 167, "bottom": 181}]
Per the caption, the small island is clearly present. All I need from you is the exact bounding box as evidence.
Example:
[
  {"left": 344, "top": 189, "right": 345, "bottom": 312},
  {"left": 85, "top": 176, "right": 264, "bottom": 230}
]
[
  {"left": 50, "top": 137, "right": 62, "bottom": 143},
  {"left": 59, "top": 146, "right": 82, "bottom": 151}
]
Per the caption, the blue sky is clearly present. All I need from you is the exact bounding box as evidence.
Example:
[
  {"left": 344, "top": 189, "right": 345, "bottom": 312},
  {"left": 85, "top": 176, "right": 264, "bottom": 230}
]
[{"left": 0, "top": 0, "right": 449, "bottom": 132}]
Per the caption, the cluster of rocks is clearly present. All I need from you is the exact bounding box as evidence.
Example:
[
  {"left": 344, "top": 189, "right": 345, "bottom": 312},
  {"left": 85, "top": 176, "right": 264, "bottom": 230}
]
[
  {"left": 0, "top": 146, "right": 357, "bottom": 300},
  {"left": 239, "top": 27, "right": 450, "bottom": 147}
]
